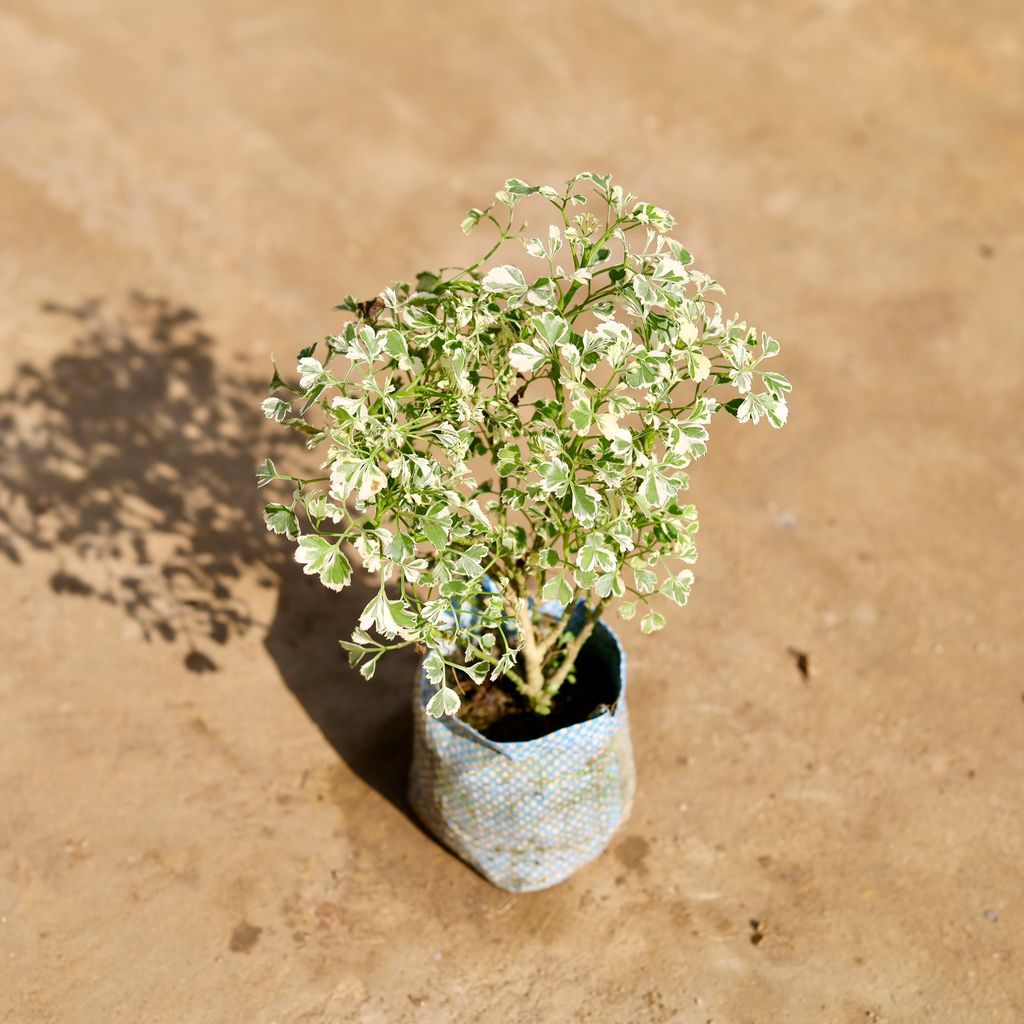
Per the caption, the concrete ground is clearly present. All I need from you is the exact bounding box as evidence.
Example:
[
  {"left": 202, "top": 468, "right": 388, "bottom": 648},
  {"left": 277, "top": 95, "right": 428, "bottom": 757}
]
[{"left": 1, "top": 2, "right": 1022, "bottom": 1021}]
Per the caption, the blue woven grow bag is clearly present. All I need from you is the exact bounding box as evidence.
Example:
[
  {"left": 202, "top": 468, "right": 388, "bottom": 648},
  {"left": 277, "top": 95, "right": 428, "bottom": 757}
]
[{"left": 408, "top": 615, "right": 635, "bottom": 892}]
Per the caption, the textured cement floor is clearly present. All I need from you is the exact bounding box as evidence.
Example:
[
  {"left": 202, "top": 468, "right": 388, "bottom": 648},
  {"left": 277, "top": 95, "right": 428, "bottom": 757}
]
[{"left": 1, "top": 2, "right": 1023, "bottom": 1022}]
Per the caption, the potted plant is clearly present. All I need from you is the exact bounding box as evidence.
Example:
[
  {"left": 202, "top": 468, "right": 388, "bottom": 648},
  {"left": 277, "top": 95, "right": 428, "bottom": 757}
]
[{"left": 258, "top": 172, "right": 789, "bottom": 892}]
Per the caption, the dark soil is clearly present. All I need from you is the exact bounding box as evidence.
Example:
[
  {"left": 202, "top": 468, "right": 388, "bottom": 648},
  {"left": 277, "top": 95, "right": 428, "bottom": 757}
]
[{"left": 453, "top": 639, "right": 621, "bottom": 743}]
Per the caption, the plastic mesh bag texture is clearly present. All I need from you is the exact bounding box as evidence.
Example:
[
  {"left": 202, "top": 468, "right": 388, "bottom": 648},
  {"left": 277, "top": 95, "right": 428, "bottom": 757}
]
[{"left": 408, "top": 616, "right": 635, "bottom": 892}]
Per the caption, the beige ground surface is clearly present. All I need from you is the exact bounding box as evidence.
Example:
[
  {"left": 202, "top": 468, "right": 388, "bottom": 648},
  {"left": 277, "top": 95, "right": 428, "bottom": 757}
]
[{"left": 1, "top": 2, "right": 1022, "bottom": 1022}]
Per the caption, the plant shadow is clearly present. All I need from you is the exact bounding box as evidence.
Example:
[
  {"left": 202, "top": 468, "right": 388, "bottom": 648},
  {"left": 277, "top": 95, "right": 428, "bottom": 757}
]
[
  {"left": 0, "top": 294, "right": 416, "bottom": 816},
  {"left": 265, "top": 564, "right": 420, "bottom": 810}
]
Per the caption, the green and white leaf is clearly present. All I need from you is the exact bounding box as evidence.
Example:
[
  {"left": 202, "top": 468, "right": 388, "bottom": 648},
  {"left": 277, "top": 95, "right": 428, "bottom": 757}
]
[
  {"left": 640, "top": 610, "right": 667, "bottom": 634},
  {"left": 264, "top": 503, "right": 299, "bottom": 540},
  {"left": 542, "top": 575, "right": 574, "bottom": 606},
  {"left": 425, "top": 686, "right": 461, "bottom": 718},
  {"left": 482, "top": 265, "right": 528, "bottom": 295}
]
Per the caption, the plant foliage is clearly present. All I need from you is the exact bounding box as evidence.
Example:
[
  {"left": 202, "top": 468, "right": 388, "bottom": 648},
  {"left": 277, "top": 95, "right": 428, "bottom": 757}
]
[{"left": 260, "top": 173, "right": 789, "bottom": 717}]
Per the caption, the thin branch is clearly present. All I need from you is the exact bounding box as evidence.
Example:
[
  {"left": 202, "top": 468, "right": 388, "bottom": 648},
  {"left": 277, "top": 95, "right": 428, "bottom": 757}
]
[
  {"left": 537, "top": 600, "right": 575, "bottom": 657},
  {"left": 543, "top": 601, "right": 606, "bottom": 697}
]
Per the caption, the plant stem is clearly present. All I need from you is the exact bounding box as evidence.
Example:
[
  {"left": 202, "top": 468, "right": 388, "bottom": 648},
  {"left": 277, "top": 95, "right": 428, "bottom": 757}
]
[
  {"left": 543, "top": 602, "right": 605, "bottom": 698},
  {"left": 537, "top": 601, "right": 574, "bottom": 657},
  {"left": 513, "top": 596, "right": 547, "bottom": 708}
]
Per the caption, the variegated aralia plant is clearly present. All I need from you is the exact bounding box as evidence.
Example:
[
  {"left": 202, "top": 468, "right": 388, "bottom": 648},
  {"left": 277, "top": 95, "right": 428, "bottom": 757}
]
[{"left": 259, "top": 173, "right": 789, "bottom": 719}]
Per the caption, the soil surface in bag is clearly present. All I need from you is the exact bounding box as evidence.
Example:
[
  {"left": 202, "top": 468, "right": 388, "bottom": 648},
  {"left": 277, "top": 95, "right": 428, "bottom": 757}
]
[{"left": 454, "top": 641, "right": 619, "bottom": 742}]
